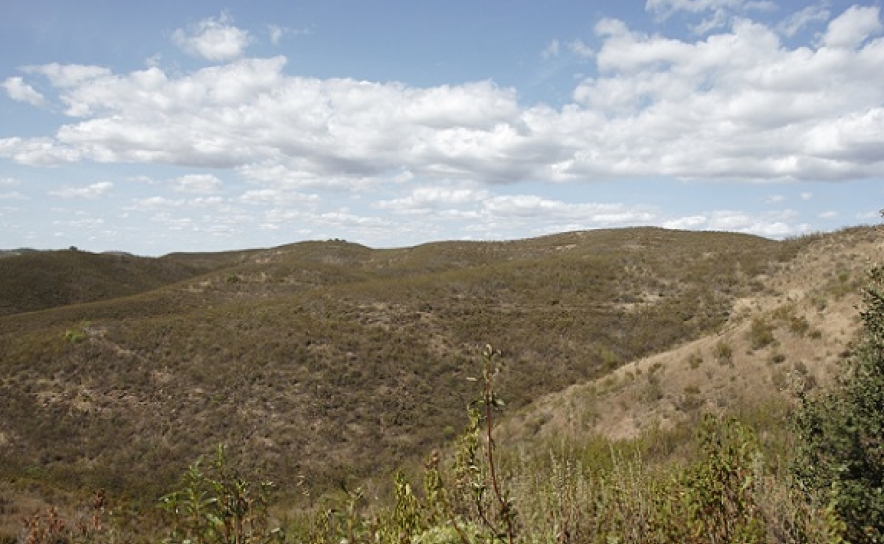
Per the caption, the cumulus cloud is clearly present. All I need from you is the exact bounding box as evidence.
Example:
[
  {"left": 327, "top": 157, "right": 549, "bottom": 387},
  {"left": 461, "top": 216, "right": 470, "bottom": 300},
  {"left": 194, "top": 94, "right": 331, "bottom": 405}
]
[
  {"left": 663, "top": 209, "right": 805, "bottom": 237},
  {"left": 821, "top": 5, "right": 882, "bottom": 48},
  {"left": 172, "top": 174, "right": 223, "bottom": 194},
  {"left": 376, "top": 185, "right": 490, "bottom": 215},
  {"left": 173, "top": 12, "right": 251, "bottom": 61},
  {"left": 130, "top": 196, "right": 186, "bottom": 210},
  {"left": 2, "top": 77, "right": 45, "bottom": 106},
  {"left": 376, "top": 185, "right": 661, "bottom": 237},
  {"left": 23, "top": 64, "right": 112, "bottom": 89},
  {"left": 48, "top": 181, "right": 113, "bottom": 199},
  {"left": 1, "top": 4, "right": 883, "bottom": 189}
]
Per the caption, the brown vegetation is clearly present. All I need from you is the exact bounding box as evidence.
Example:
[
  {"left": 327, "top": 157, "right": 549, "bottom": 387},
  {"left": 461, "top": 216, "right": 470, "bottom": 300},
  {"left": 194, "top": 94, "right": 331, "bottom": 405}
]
[{"left": 0, "top": 225, "right": 881, "bottom": 541}]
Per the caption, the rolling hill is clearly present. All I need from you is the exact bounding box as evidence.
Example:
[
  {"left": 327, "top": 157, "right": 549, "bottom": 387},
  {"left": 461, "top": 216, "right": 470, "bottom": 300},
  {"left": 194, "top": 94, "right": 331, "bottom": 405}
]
[{"left": 0, "top": 225, "right": 879, "bottom": 531}]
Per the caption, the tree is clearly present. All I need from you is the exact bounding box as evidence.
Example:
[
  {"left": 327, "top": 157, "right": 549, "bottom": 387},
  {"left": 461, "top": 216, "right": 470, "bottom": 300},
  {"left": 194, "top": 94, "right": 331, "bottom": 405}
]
[{"left": 794, "top": 265, "right": 884, "bottom": 543}]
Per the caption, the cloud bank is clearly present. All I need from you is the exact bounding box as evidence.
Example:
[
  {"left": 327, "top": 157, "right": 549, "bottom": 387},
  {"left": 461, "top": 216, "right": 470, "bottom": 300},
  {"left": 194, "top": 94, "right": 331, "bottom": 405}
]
[
  {"left": 2, "top": 5, "right": 882, "bottom": 187},
  {"left": 1, "top": 3, "right": 881, "bottom": 252}
]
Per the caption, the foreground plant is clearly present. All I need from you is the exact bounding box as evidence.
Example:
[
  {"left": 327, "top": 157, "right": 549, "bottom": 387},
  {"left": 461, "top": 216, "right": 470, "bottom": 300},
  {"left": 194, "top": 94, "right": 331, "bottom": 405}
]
[
  {"left": 158, "top": 445, "right": 284, "bottom": 544},
  {"left": 19, "top": 490, "right": 119, "bottom": 544},
  {"left": 794, "top": 265, "right": 884, "bottom": 543}
]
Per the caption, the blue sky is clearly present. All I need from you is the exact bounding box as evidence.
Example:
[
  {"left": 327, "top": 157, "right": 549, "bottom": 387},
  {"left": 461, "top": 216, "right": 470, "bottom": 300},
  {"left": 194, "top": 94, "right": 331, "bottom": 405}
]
[{"left": 1, "top": 0, "right": 882, "bottom": 255}]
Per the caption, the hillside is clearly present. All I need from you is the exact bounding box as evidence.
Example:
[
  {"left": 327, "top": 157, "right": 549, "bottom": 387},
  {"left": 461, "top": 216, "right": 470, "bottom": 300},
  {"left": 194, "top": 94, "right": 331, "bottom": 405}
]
[
  {"left": 0, "top": 248, "right": 249, "bottom": 316},
  {"left": 0, "top": 226, "right": 869, "bottom": 523},
  {"left": 500, "top": 225, "right": 882, "bottom": 449}
]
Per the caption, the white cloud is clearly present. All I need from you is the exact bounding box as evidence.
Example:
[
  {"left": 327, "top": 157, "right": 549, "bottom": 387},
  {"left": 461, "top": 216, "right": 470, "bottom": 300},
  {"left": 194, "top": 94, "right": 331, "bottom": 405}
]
[
  {"left": 645, "top": 0, "right": 776, "bottom": 19},
  {"left": 173, "top": 12, "right": 251, "bottom": 62},
  {"left": 267, "top": 24, "right": 309, "bottom": 46},
  {"left": 0, "top": 137, "right": 82, "bottom": 165},
  {"left": 2, "top": 77, "right": 45, "bottom": 106},
  {"left": 1, "top": 5, "right": 883, "bottom": 188},
  {"left": 662, "top": 209, "right": 806, "bottom": 237},
  {"left": 172, "top": 174, "right": 223, "bottom": 194},
  {"left": 645, "top": 0, "right": 776, "bottom": 34},
  {"left": 822, "top": 5, "right": 882, "bottom": 49},
  {"left": 238, "top": 188, "right": 319, "bottom": 205},
  {"left": 23, "top": 63, "right": 111, "bottom": 88},
  {"left": 48, "top": 181, "right": 112, "bottom": 199},
  {"left": 376, "top": 185, "right": 490, "bottom": 215},
  {"left": 483, "top": 195, "right": 655, "bottom": 224},
  {"left": 777, "top": 4, "right": 830, "bottom": 38},
  {"left": 130, "top": 196, "right": 186, "bottom": 210},
  {"left": 818, "top": 210, "right": 838, "bottom": 218}
]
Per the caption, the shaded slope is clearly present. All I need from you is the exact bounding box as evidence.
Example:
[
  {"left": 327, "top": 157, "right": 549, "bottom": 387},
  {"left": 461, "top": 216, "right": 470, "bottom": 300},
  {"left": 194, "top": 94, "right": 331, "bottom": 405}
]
[{"left": 0, "top": 249, "right": 247, "bottom": 316}]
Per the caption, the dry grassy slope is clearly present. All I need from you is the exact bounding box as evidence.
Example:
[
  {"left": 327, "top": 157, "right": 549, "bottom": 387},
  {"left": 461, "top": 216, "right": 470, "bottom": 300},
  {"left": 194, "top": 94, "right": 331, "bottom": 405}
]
[
  {"left": 499, "top": 225, "right": 883, "bottom": 444},
  {"left": 0, "top": 227, "right": 831, "bottom": 522}
]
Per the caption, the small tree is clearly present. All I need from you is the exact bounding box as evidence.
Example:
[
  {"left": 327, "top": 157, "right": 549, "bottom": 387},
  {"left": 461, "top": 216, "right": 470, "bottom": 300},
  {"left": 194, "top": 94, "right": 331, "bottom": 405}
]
[{"left": 794, "top": 265, "right": 884, "bottom": 543}]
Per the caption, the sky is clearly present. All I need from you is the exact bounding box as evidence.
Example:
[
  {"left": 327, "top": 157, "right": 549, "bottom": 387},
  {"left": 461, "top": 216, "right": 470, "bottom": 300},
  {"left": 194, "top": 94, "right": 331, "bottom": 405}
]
[{"left": 1, "top": 0, "right": 883, "bottom": 256}]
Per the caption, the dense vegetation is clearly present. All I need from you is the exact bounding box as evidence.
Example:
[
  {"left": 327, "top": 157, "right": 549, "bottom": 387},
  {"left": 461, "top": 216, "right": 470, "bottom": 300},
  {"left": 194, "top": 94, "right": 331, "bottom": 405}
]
[
  {"left": 1, "top": 225, "right": 881, "bottom": 542},
  {"left": 794, "top": 264, "right": 884, "bottom": 543}
]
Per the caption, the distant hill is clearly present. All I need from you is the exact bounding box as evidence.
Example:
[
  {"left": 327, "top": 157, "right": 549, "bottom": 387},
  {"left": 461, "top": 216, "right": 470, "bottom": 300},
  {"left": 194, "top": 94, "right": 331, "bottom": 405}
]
[
  {"left": 0, "top": 247, "right": 252, "bottom": 316},
  {"left": 1, "top": 226, "right": 866, "bottom": 513}
]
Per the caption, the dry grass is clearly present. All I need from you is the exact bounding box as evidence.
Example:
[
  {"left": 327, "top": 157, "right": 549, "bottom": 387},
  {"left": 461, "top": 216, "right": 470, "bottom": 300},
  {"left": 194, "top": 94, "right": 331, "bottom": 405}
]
[
  {"left": 0, "top": 225, "right": 880, "bottom": 529},
  {"left": 500, "top": 225, "right": 882, "bottom": 445}
]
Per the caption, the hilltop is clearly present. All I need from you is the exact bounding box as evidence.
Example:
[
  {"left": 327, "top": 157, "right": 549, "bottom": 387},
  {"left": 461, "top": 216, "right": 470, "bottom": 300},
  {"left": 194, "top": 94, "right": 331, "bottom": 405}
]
[{"left": 0, "top": 225, "right": 880, "bottom": 535}]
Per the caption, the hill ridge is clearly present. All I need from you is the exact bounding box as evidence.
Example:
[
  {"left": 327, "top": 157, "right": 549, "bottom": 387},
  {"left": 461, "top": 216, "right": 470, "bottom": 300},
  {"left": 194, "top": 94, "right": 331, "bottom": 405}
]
[{"left": 1, "top": 225, "right": 876, "bottom": 521}]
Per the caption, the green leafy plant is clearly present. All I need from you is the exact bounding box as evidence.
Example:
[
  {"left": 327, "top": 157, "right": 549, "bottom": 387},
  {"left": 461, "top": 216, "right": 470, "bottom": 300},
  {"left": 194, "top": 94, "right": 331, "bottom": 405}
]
[
  {"left": 451, "top": 344, "right": 517, "bottom": 544},
  {"left": 650, "top": 414, "right": 766, "bottom": 544},
  {"left": 793, "top": 265, "right": 884, "bottom": 543},
  {"left": 158, "top": 445, "right": 283, "bottom": 544}
]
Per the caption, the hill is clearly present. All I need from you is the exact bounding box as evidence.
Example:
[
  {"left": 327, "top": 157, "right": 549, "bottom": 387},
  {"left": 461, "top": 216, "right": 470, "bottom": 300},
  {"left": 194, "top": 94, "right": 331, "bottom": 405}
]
[
  {"left": 0, "top": 248, "right": 250, "bottom": 316},
  {"left": 500, "top": 225, "right": 881, "bottom": 447},
  {"left": 0, "top": 226, "right": 874, "bottom": 527}
]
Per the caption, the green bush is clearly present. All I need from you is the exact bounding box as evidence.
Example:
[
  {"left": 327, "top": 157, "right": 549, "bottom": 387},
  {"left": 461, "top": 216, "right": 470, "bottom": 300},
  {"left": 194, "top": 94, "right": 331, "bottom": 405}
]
[
  {"left": 649, "top": 414, "right": 767, "bottom": 543},
  {"left": 747, "top": 317, "right": 775, "bottom": 350},
  {"left": 158, "top": 445, "right": 284, "bottom": 544},
  {"left": 793, "top": 266, "right": 884, "bottom": 543}
]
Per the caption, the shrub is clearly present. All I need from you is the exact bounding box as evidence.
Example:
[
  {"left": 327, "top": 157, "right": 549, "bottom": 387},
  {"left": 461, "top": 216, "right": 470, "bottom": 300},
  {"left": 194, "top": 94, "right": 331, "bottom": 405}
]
[
  {"left": 747, "top": 317, "right": 775, "bottom": 350},
  {"left": 793, "top": 266, "right": 884, "bottom": 543},
  {"left": 649, "top": 414, "right": 767, "bottom": 543},
  {"left": 714, "top": 340, "right": 733, "bottom": 365},
  {"left": 158, "top": 445, "right": 283, "bottom": 544}
]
